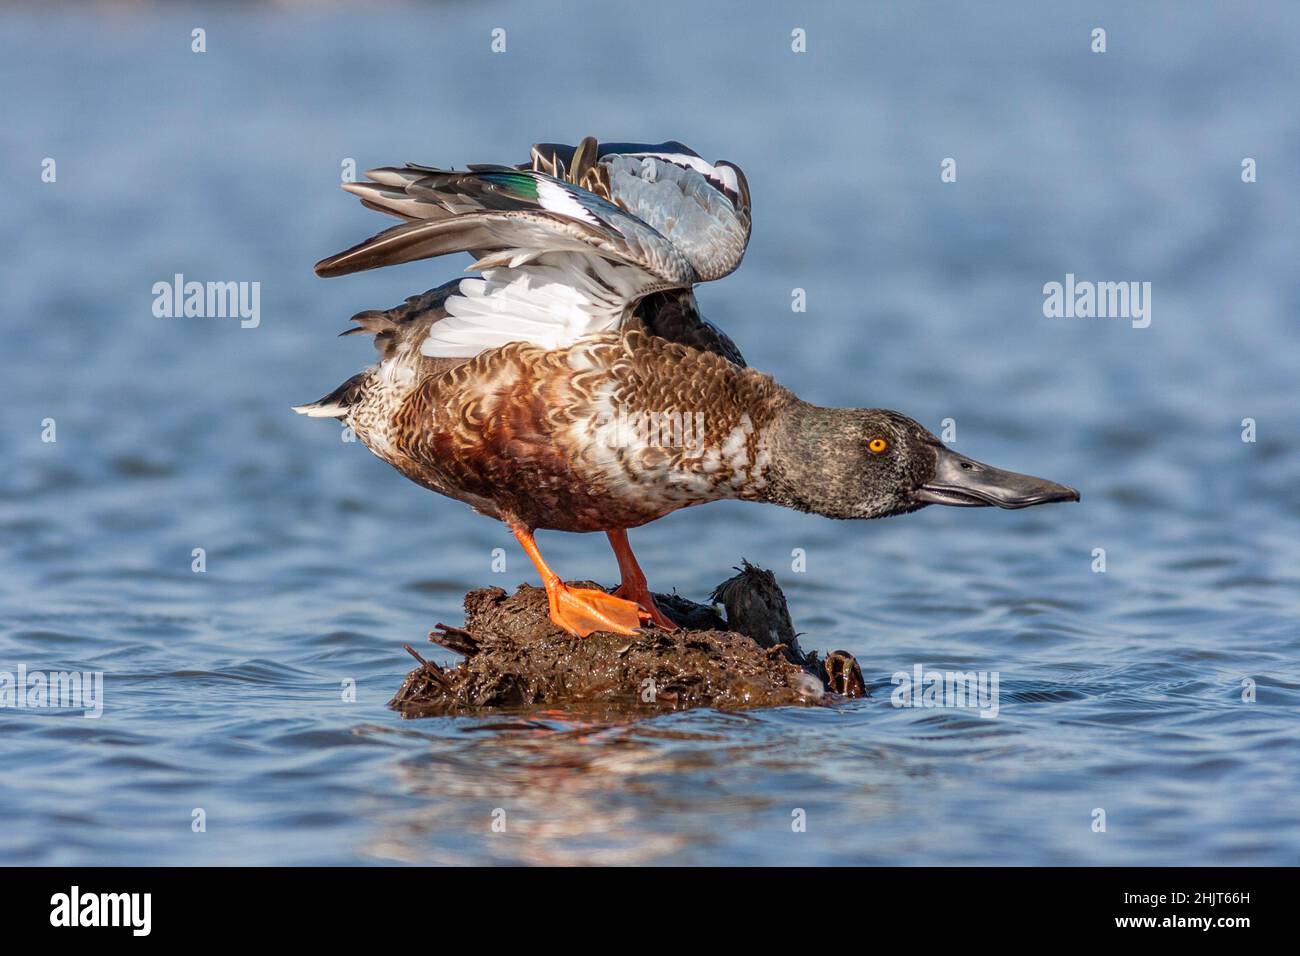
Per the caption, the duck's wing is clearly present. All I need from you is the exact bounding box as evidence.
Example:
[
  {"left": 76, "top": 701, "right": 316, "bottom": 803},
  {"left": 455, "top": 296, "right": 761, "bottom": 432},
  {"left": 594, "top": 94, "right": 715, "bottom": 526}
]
[
  {"left": 331, "top": 139, "right": 752, "bottom": 283},
  {"left": 528, "top": 139, "right": 751, "bottom": 282},
  {"left": 317, "top": 163, "right": 701, "bottom": 358},
  {"left": 314, "top": 138, "right": 749, "bottom": 362}
]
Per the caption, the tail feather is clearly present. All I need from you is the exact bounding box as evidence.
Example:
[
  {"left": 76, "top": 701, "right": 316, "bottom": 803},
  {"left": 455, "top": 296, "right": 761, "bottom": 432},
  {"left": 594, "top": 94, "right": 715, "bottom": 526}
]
[{"left": 292, "top": 372, "right": 367, "bottom": 419}]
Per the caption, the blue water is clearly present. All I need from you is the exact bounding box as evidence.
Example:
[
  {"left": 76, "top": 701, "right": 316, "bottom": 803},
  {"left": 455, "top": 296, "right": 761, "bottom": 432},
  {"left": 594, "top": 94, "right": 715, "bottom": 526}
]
[{"left": 2, "top": 1, "right": 1298, "bottom": 865}]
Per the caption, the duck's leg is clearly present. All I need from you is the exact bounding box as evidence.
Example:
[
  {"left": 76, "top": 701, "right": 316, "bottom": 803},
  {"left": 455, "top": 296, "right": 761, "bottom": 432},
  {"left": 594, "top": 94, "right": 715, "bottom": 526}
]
[
  {"left": 606, "top": 529, "right": 678, "bottom": 631},
  {"left": 509, "top": 522, "right": 646, "bottom": 638}
]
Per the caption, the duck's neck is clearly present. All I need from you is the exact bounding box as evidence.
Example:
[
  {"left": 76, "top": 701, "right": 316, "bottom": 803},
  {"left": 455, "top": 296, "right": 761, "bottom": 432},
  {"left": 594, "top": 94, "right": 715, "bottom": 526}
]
[{"left": 758, "top": 402, "right": 874, "bottom": 519}]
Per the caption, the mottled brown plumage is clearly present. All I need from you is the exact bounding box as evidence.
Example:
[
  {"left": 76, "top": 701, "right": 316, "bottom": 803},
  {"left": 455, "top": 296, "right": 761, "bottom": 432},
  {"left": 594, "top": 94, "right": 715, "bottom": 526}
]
[{"left": 346, "top": 328, "right": 789, "bottom": 533}]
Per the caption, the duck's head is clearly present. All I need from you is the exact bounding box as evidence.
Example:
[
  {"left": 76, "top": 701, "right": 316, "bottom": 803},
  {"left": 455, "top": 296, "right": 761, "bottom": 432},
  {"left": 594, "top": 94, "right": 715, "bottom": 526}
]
[{"left": 765, "top": 404, "right": 1079, "bottom": 520}]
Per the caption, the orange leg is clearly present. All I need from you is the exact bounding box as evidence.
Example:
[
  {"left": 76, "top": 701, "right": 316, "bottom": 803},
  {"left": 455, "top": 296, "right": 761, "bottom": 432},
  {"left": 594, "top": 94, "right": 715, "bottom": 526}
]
[
  {"left": 606, "top": 529, "right": 678, "bottom": 631},
  {"left": 510, "top": 522, "right": 646, "bottom": 638}
]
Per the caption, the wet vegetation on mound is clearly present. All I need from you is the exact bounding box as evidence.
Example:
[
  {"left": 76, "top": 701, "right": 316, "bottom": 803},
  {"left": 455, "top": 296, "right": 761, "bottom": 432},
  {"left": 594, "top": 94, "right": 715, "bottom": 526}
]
[{"left": 390, "top": 562, "right": 866, "bottom": 716}]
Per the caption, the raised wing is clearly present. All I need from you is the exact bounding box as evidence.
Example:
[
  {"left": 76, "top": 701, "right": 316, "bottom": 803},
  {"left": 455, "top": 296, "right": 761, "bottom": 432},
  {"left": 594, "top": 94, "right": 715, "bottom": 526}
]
[{"left": 314, "top": 138, "right": 749, "bottom": 362}]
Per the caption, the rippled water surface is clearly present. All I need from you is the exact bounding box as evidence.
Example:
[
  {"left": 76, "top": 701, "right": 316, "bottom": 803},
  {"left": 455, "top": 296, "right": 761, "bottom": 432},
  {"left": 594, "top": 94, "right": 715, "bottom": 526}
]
[{"left": 2, "top": 1, "right": 1299, "bottom": 865}]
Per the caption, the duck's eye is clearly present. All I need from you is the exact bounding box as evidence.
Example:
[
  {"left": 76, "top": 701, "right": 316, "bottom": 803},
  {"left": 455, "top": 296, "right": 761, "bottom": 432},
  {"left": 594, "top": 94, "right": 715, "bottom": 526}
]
[{"left": 868, "top": 437, "right": 889, "bottom": 454}]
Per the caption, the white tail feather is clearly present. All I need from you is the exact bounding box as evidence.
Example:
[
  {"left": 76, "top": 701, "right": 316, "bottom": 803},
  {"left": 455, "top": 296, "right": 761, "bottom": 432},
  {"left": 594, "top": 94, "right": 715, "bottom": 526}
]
[{"left": 291, "top": 402, "right": 348, "bottom": 418}]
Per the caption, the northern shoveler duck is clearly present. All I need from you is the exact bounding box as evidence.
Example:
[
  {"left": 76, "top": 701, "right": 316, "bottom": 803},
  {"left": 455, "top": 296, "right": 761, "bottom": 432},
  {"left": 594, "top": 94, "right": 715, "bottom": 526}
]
[{"left": 296, "top": 137, "right": 1079, "bottom": 637}]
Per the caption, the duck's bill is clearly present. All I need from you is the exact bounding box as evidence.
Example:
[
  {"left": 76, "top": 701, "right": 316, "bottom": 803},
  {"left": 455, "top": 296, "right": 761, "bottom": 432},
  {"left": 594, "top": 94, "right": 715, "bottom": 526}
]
[{"left": 913, "top": 446, "right": 1080, "bottom": 509}]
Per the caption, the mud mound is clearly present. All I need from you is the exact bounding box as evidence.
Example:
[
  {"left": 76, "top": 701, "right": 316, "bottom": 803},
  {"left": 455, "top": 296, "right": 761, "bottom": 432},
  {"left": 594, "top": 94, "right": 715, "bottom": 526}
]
[{"left": 390, "top": 562, "right": 865, "bottom": 717}]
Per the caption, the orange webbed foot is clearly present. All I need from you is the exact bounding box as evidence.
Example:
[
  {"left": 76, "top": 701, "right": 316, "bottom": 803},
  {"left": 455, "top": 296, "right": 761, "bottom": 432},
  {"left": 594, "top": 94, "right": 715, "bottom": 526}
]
[{"left": 547, "top": 583, "right": 647, "bottom": 638}]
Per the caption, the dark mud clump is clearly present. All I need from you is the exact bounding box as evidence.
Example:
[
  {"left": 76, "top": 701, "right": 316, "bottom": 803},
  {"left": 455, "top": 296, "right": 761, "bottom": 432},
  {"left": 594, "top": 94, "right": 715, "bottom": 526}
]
[{"left": 390, "top": 562, "right": 866, "bottom": 717}]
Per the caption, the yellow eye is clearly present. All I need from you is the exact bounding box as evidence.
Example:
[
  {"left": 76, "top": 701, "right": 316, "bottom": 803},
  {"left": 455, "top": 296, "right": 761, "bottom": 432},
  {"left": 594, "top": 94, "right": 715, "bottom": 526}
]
[{"left": 868, "top": 437, "right": 888, "bottom": 454}]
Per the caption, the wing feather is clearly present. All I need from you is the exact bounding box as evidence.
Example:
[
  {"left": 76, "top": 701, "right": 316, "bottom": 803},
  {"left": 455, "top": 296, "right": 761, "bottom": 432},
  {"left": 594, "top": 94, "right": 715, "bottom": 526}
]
[{"left": 315, "top": 169, "right": 696, "bottom": 288}]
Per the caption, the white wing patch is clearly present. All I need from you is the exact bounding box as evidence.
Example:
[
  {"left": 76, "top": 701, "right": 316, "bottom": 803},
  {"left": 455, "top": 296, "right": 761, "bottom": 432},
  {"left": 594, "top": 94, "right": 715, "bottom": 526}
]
[
  {"left": 420, "top": 252, "right": 661, "bottom": 358},
  {"left": 535, "top": 178, "right": 601, "bottom": 226}
]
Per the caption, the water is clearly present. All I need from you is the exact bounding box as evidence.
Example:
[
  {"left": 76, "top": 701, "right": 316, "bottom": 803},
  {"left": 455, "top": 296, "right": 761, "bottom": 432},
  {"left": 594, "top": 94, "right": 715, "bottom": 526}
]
[{"left": 2, "top": 1, "right": 1298, "bottom": 865}]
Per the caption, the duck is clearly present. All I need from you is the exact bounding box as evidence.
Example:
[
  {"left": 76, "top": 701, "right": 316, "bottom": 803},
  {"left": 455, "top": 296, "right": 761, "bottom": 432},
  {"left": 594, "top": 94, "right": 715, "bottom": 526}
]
[{"left": 296, "top": 137, "right": 1079, "bottom": 638}]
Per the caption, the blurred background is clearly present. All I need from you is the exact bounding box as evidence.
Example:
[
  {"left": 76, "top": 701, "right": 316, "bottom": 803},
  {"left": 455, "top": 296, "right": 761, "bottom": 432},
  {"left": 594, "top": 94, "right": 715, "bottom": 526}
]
[{"left": 1, "top": 0, "right": 1298, "bottom": 865}]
